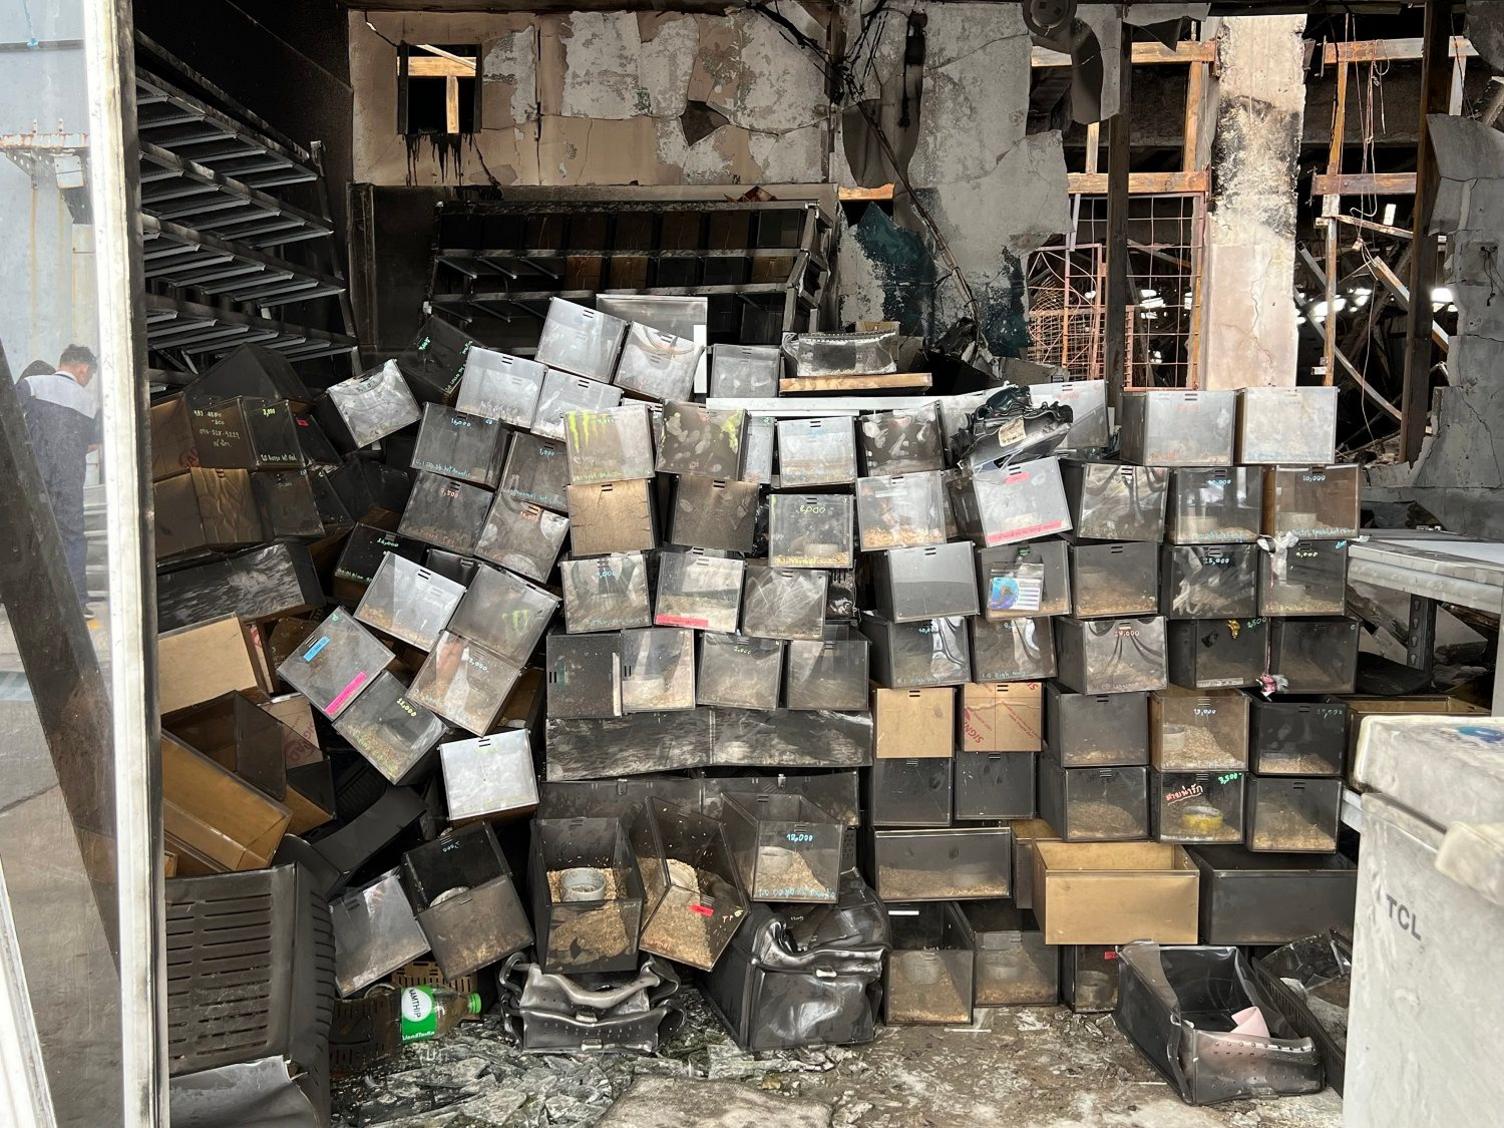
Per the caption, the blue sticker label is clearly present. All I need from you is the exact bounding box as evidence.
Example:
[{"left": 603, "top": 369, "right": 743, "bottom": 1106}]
[
  {"left": 304, "top": 636, "right": 330, "bottom": 661},
  {"left": 988, "top": 574, "right": 1021, "bottom": 611}
]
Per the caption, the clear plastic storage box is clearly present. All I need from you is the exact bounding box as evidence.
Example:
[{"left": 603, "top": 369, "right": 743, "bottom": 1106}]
[
  {"left": 529, "top": 816, "right": 645, "bottom": 974},
  {"left": 1150, "top": 687, "right": 1249, "bottom": 771},
  {"left": 1237, "top": 387, "right": 1338, "bottom": 465},
  {"left": 861, "top": 612, "right": 971, "bottom": 688},
  {"left": 1165, "top": 468, "right": 1263, "bottom": 544},
  {"left": 613, "top": 323, "right": 703, "bottom": 402},
  {"left": 402, "top": 824, "right": 533, "bottom": 980},
  {"left": 955, "top": 751, "right": 1036, "bottom": 820},
  {"left": 855, "top": 472, "right": 947, "bottom": 551},
  {"left": 628, "top": 798, "right": 749, "bottom": 971},
  {"left": 1245, "top": 776, "right": 1341, "bottom": 853},
  {"left": 1118, "top": 390, "right": 1236, "bottom": 466},
  {"left": 1150, "top": 770, "right": 1246, "bottom": 844},
  {"left": 1258, "top": 539, "right": 1349, "bottom": 616},
  {"left": 884, "top": 903, "right": 975, "bottom": 1026},
  {"left": 1069, "top": 541, "right": 1160, "bottom": 618},
  {"left": 767, "top": 493, "right": 854, "bottom": 569},
  {"left": 562, "top": 403, "right": 656, "bottom": 483},
  {"left": 964, "top": 902, "right": 1059, "bottom": 1006},
  {"left": 785, "top": 630, "right": 870, "bottom": 711},
  {"left": 397, "top": 472, "right": 493, "bottom": 555},
  {"left": 1248, "top": 696, "right": 1347, "bottom": 776},
  {"left": 1028, "top": 380, "right": 1109, "bottom": 450},
  {"left": 1166, "top": 617, "right": 1269, "bottom": 690},
  {"left": 1045, "top": 684, "right": 1149, "bottom": 767},
  {"left": 1262, "top": 465, "right": 1360, "bottom": 539},
  {"left": 1267, "top": 617, "right": 1359, "bottom": 693},
  {"left": 868, "top": 758, "right": 952, "bottom": 826},
  {"left": 440, "top": 729, "right": 539, "bottom": 822},
  {"left": 474, "top": 492, "right": 570, "bottom": 582},
  {"left": 721, "top": 793, "right": 842, "bottom": 903},
  {"left": 708, "top": 344, "right": 781, "bottom": 398},
  {"left": 409, "top": 632, "right": 521, "bottom": 735},
  {"left": 545, "top": 634, "right": 622, "bottom": 719},
  {"left": 697, "top": 634, "right": 784, "bottom": 710},
  {"left": 1061, "top": 944, "right": 1120, "bottom": 1013},
  {"left": 331, "top": 868, "right": 430, "bottom": 997},
  {"left": 323, "top": 361, "right": 421, "bottom": 450},
  {"left": 411, "top": 404, "right": 507, "bottom": 488},
  {"left": 560, "top": 552, "right": 654, "bottom": 634},
  {"left": 669, "top": 476, "right": 758, "bottom": 553},
  {"left": 500, "top": 432, "right": 569, "bottom": 512},
  {"left": 950, "top": 457, "right": 1071, "bottom": 546},
  {"left": 455, "top": 347, "right": 546, "bottom": 428},
  {"left": 776, "top": 416, "right": 858, "bottom": 488},
  {"left": 657, "top": 403, "right": 746, "bottom": 479},
  {"left": 278, "top": 608, "right": 393, "bottom": 720},
  {"left": 739, "top": 415, "right": 775, "bottom": 485},
  {"left": 976, "top": 540, "right": 1071, "bottom": 619},
  {"left": 1061, "top": 462, "right": 1169, "bottom": 542},
  {"left": 1053, "top": 616, "right": 1167, "bottom": 694},
  {"left": 783, "top": 329, "right": 899, "bottom": 377},
  {"left": 531, "top": 369, "right": 623, "bottom": 442},
  {"left": 870, "top": 828, "right": 1012, "bottom": 902},
  {"left": 1159, "top": 545, "right": 1260, "bottom": 618},
  {"left": 447, "top": 563, "right": 558, "bottom": 666},
  {"left": 354, "top": 554, "right": 465, "bottom": 651},
  {"left": 619, "top": 628, "right": 697, "bottom": 713},
  {"left": 858, "top": 404, "right": 946, "bottom": 475},
  {"left": 653, "top": 549, "right": 744, "bottom": 632},
  {"left": 872, "top": 542, "right": 980, "bottom": 623},
  {"left": 332, "top": 670, "right": 446, "bottom": 785},
  {"left": 740, "top": 565, "right": 827, "bottom": 640},
  {"left": 970, "top": 617, "right": 1056, "bottom": 682},
  {"left": 1038, "top": 759, "right": 1150, "bottom": 841},
  {"left": 565, "top": 479, "right": 656, "bottom": 556},
  {"left": 535, "top": 298, "right": 629, "bottom": 381}
]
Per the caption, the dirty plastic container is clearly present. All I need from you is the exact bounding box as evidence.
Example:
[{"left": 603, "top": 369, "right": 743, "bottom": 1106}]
[
  {"left": 401, "top": 823, "right": 532, "bottom": 979},
  {"left": 1166, "top": 617, "right": 1268, "bottom": 690},
  {"left": 669, "top": 476, "right": 758, "bottom": 553},
  {"left": 1045, "top": 685, "right": 1149, "bottom": 768},
  {"left": 954, "top": 751, "right": 1036, "bottom": 820},
  {"left": 785, "top": 630, "right": 869, "bottom": 711},
  {"left": 530, "top": 816, "right": 645, "bottom": 974},
  {"left": 560, "top": 552, "right": 653, "bottom": 634},
  {"left": 1236, "top": 387, "right": 1338, "bottom": 465},
  {"left": 868, "top": 827, "right": 1012, "bottom": 903},
  {"left": 531, "top": 369, "right": 623, "bottom": 442},
  {"left": 776, "top": 417, "right": 858, "bottom": 488},
  {"left": 950, "top": 457, "right": 1072, "bottom": 546},
  {"left": 884, "top": 903, "right": 976, "bottom": 1026},
  {"left": 768, "top": 493, "right": 854, "bottom": 569},
  {"left": 861, "top": 612, "right": 971, "bottom": 688},
  {"left": 1150, "top": 770, "right": 1246, "bottom": 845},
  {"left": 614, "top": 323, "right": 703, "bottom": 402},
  {"left": 1069, "top": 541, "right": 1160, "bottom": 618},
  {"left": 1159, "top": 545, "right": 1261, "bottom": 618},
  {"left": 1150, "top": 687, "right": 1249, "bottom": 771},
  {"left": 1038, "top": 758, "right": 1149, "bottom": 842},
  {"left": 447, "top": 563, "right": 558, "bottom": 666},
  {"left": 332, "top": 671, "right": 446, "bottom": 786},
  {"left": 500, "top": 431, "right": 569, "bottom": 512},
  {"left": 872, "top": 542, "right": 980, "bottom": 623},
  {"left": 855, "top": 471, "right": 947, "bottom": 551},
  {"left": 323, "top": 361, "right": 421, "bottom": 449},
  {"left": 970, "top": 617, "right": 1056, "bottom": 682},
  {"left": 653, "top": 549, "right": 744, "bottom": 632},
  {"left": 455, "top": 347, "right": 545, "bottom": 428},
  {"left": 1053, "top": 616, "right": 1167, "bottom": 695},
  {"left": 330, "top": 868, "right": 430, "bottom": 997},
  {"left": 1258, "top": 539, "right": 1349, "bottom": 616},
  {"left": 741, "top": 565, "right": 827, "bottom": 641},
  {"left": 1267, "top": 617, "right": 1358, "bottom": 694},
  {"left": 708, "top": 344, "right": 781, "bottom": 398},
  {"left": 1062, "top": 945, "right": 1120, "bottom": 1013},
  {"left": 1061, "top": 462, "right": 1169, "bottom": 542},
  {"left": 697, "top": 634, "right": 784, "bottom": 710},
  {"left": 976, "top": 539, "right": 1071, "bottom": 619},
  {"left": 1244, "top": 776, "right": 1342, "bottom": 854},
  {"left": 721, "top": 793, "right": 842, "bottom": 903},
  {"left": 620, "top": 628, "right": 697, "bottom": 713},
  {"left": 535, "top": 298, "right": 628, "bottom": 381},
  {"left": 545, "top": 634, "right": 622, "bottom": 719},
  {"left": 1027, "top": 380, "right": 1109, "bottom": 450},
  {"left": 411, "top": 404, "right": 508, "bottom": 489},
  {"left": 440, "top": 729, "right": 539, "bottom": 822},
  {"left": 278, "top": 608, "right": 394, "bottom": 721},
  {"left": 964, "top": 902, "right": 1059, "bottom": 1007},
  {"left": 1118, "top": 391, "right": 1236, "bottom": 466},
  {"left": 1262, "top": 465, "right": 1360, "bottom": 539},
  {"left": 1187, "top": 846, "right": 1357, "bottom": 946},
  {"left": 868, "top": 758, "right": 953, "bottom": 827},
  {"left": 1165, "top": 468, "right": 1263, "bottom": 545},
  {"left": 859, "top": 403, "right": 946, "bottom": 475},
  {"left": 562, "top": 403, "right": 656, "bottom": 484},
  {"left": 408, "top": 632, "right": 521, "bottom": 735},
  {"left": 1248, "top": 696, "right": 1347, "bottom": 777},
  {"left": 657, "top": 403, "right": 747, "bottom": 479},
  {"left": 353, "top": 554, "right": 465, "bottom": 651}
]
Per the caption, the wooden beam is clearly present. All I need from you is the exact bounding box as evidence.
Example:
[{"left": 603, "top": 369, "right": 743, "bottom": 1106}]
[
  {"left": 1032, "top": 40, "right": 1216, "bottom": 67},
  {"left": 1334, "top": 212, "right": 1412, "bottom": 240},
  {"left": 1067, "top": 169, "right": 1210, "bottom": 195},
  {"left": 1105, "top": 22, "right": 1133, "bottom": 409},
  {"left": 406, "top": 56, "right": 476, "bottom": 77},
  {"left": 1401, "top": 1, "right": 1453, "bottom": 463},
  {"left": 1085, "top": 122, "right": 1100, "bottom": 175},
  {"left": 1183, "top": 60, "right": 1207, "bottom": 173},
  {"left": 1321, "top": 58, "right": 1347, "bottom": 387},
  {"left": 779, "top": 372, "right": 932, "bottom": 394},
  {"left": 445, "top": 76, "right": 460, "bottom": 134},
  {"left": 1370, "top": 254, "right": 1450, "bottom": 352},
  {"left": 1297, "top": 246, "right": 1404, "bottom": 420},
  {"left": 1311, "top": 171, "right": 1417, "bottom": 196},
  {"left": 1321, "top": 35, "right": 1473, "bottom": 65},
  {"left": 837, "top": 184, "right": 895, "bottom": 201}
]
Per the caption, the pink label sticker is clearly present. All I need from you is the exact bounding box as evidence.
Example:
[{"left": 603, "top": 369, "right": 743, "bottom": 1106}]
[
  {"left": 327, "top": 671, "right": 370, "bottom": 715},
  {"left": 656, "top": 613, "right": 709, "bottom": 629},
  {"left": 689, "top": 902, "right": 714, "bottom": 918}
]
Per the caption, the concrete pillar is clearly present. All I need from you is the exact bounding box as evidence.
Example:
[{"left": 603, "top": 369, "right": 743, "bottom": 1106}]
[{"left": 1198, "top": 14, "right": 1307, "bottom": 389}]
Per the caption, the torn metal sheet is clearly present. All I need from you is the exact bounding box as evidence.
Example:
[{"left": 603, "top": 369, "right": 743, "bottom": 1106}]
[{"left": 171, "top": 1059, "right": 319, "bottom": 1128}]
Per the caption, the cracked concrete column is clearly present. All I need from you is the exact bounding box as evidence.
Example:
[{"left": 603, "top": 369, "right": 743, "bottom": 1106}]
[{"left": 1198, "top": 14, "right": 1306, "bottom": 388}]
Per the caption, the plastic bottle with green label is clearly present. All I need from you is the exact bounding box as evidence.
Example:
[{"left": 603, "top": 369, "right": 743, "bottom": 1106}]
[{"left": 398, "top": 984, "right": 483, "bottom": 1043}]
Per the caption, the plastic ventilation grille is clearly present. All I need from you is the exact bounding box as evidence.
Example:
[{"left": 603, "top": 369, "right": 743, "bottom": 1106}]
[{"left": 166, "top": 890, "right": 276, "bottom": 1069}]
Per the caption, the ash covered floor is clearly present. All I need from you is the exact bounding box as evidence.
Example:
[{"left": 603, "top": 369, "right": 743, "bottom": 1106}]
[{"left": 332, "top": 995, "right": 1343, "bottom": 1128}]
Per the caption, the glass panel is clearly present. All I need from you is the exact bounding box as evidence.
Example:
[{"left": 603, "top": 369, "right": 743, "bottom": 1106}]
[{"left": 0, "top": 1, "right": 154, "bottom": 1122}]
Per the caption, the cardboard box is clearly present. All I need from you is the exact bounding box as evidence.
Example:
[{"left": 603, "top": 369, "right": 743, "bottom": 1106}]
[
  {"left": 159, "top": 615, "right": 265, "bottom": 715},
  {"left": 162, "top": 733, "right": 291, "bottom": 872},
  {"left": 155, "top": 468, "right": 264, "bottom": 559},
  {"left": 961, "top": 682, "right": 1043, "bottom": 752},
  {"left": 874, "top": 687, "right": 954, "bottom": 759},
  {"left": 1032, "top": 840, "right": 1199, "bottom": 945}
]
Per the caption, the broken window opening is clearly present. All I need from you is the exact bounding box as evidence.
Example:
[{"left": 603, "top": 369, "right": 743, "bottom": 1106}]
[{"left": 399, "top": 44, "right": 480, "bottom": 137}]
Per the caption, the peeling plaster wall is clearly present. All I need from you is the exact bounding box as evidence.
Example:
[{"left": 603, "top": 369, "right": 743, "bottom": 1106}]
[
  {"left": 349, "top": 10, "right": 829, "bottom": 187},
  {"left": 1199, "top": 15, "right": 1306, "bottom": 389},
  {"left": 833, "top": 2, "right": 1071, "bottom": 354},
  {"left": 1366, "top": 116, "right": 1504, "bottom": 538}
]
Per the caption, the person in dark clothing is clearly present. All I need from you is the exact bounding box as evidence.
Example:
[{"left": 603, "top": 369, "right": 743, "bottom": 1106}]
[{"left": 14, "top": 344, "right": 100, "bottom": 603}]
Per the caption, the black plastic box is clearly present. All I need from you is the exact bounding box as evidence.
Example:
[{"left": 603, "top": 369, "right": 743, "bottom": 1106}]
[
  {"left": 868, "top": 827, "right": 1012, "bottom": 903},
  {"left": 475, "top": 491, "right": 570, "bottom": 583},
  {"left": 785, "top": 630, "right": 870, "bottom": 710},
  {"left": 402, "top": 824, "right": 532, "bottom": 979},
  {"left": 872, "top": 542, "right": 980, "bottom": 622},
  {"left": 869, "top": 758, "right": 952, "bottom": 827},
  {"left": 1053, "top": 616, "right": 1167, "bottom": 695},
  {"left": 1038, "top": 758, "right": 1149, "bottom": 841},
  {"left": 397, "top": 471, "right": 493, "bottom": 555},
  {"left": 970, "top": 617, "right": 1057, "bottom": 682},
  {"left": 1187, "top": 846, "right": 1357, "bottom": 945},
  {"left": 884, "top": 903, "right": 975, "bottom": 1026},
  {"left": 411, "top": 404, "right": 507, "bottom": 488},
  {"left": 1045, "top": 685, "right": 1149, "bottom": 768},
  {"left": 1069, "top": 541, "right": 1160, "bottom": 618},
  {"left": 559, "top": 551, "right": 653, "bottom": 634},
  {"left": 500, "top": 431, "right": 569, "bottom": 512},
  {"left": 698, "top": 634, "right": 783, "bottom": 710},
  {"left": 1245, "top": 776, "right": 1342, "bottom": 853},
  {"left": 529, "top": 816, "right": 645, "bottom": 974},
  {"left": 955, "top": 751, "right": 1035, "bottom": 820},
  {"left": 1149, "top": 770, "right": 1246, "bottom": 845},
  {"left": 964, "top": 903, "right": 1059, "bottom": 1007},
  {"left": 1248, "top": 696, "right": 1347, "bottom": 776},
  {"left": 1267, "top": 618, "right": 1358, "bottom": 694},
  {"left": 1159, "top": 545, "right": 1260, "bottom": 618},
  {"left": 670, "top": 476, "right": 758, "bottom": 553},
  {"left": 860, "top": 612, "right": 971, "bottom": 688},
  {"left": 545, "top": 634, "right": 622, "bottom": 719},
  {"left": 1061, "top": 944, "right": 1120, "bottom": 1013},
  {"left": 1167, "top": 617, "right": 1268, "bottom": 690},
  {"left": 741, "top": 565, "right": 828, "bottom": 641}
]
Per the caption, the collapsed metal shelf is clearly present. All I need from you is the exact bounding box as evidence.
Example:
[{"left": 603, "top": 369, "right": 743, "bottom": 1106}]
[
  {"left": 136, "top": 67, "right": 318, "bottom": 191},
  {"left": 142, "top": 215, "right": 345, "bottom": 308},
  {"left": 145, "top": 293, "right": 357, "bottom": 361},
  {"left": 139, "top": 142, "right": 333, "bottom": 248}
]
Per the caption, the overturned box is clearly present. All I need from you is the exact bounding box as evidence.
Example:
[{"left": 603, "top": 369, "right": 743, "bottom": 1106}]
[
  {"left": 402, "top": 824, "right": 532, "bottom": 980},
  {"left": 354, "top": 554, "right": 465, "bottom": 651},
  {"left": 409, "top": 632, "right": 521, "bottom": 735},
  {"left": 155, "top": 468, "right": 263, "bottom": 558},
  {"left": 615, "top": 323, "right": 703, "bottom": 402},
  {"left": 544, "top": 711, "right": 713, "bottom": 781},
  {"left": 398, "top": 472, "right": 492, "bottom": 556},
  {"left": 532, "top": 370, "right": 623, "bottom": 442},
  {"left": 333, "top": 671, "right": 446, "bottom": 785},
  {"left": 535, "top": 297, "right": 628, "bottom": 381},
  {"left": 320, "top": 361, "right": 421, "bottom": 450},
  {"left": 330, "top": 868, "right": 430, "bottom": 997},
  {"left": 447, "top": 564, "right": 558, "bottom": 666},
  {"left": 277, "top": 608, "right": 393, "bottom": 720},
  {"left": 563, "top": 403, "right": 655, "bottom": 484}
]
